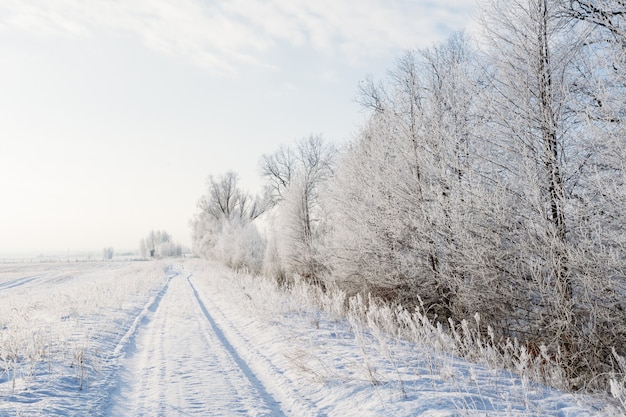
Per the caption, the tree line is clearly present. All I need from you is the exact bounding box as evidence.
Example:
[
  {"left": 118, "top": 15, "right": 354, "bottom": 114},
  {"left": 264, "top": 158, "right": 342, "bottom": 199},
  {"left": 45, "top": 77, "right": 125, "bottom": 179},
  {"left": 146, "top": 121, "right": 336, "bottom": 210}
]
[{"left": 191, "top": 0, "right": 626, "bottom": 395}]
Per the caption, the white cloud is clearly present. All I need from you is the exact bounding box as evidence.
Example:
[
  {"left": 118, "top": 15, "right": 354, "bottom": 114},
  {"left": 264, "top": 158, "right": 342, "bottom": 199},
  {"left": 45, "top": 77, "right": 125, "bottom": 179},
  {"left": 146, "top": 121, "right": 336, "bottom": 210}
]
[{"left": 0, "top": 0, "right": 475, "bottom": 74}]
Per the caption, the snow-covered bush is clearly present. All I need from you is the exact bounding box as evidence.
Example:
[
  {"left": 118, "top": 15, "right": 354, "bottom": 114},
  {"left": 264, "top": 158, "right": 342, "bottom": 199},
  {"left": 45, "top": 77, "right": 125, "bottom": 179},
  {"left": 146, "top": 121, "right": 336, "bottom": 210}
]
[{"left": 213, "top": 217, "right": 265, "bottom": 273}]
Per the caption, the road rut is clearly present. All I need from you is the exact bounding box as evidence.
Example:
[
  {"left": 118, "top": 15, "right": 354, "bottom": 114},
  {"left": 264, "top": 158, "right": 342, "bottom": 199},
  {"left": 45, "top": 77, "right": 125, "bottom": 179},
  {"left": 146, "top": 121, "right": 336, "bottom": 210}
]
[{"left": 107, "top": 268, "right": 284, "bottom": 417}]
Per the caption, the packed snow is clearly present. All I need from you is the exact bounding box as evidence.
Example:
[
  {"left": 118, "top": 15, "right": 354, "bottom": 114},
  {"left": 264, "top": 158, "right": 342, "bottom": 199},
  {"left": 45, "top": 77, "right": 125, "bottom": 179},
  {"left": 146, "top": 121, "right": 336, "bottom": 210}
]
[{"left": 0, "top": 260, "right": 620, "bottom": 416}]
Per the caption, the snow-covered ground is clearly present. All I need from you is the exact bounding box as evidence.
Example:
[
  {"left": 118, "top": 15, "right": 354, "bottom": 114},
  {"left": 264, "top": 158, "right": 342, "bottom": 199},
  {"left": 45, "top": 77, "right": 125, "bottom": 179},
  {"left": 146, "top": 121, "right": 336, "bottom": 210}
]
[{"left": 0, "top": 260, "right": 621, "bottom": 416}]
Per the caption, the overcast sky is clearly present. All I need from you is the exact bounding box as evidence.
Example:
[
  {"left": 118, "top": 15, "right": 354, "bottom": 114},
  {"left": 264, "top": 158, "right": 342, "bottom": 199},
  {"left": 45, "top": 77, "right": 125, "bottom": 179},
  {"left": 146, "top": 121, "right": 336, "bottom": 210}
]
[{"left": 0, "top": 0, "right": 476, "bottom": 256}]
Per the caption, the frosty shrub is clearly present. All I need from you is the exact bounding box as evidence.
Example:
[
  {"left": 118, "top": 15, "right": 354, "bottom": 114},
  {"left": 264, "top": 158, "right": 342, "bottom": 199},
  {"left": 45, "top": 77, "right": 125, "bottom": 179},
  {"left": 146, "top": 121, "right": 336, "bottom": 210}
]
[{"left": 213, "top": 217, "right": 265, "bottom": 274}]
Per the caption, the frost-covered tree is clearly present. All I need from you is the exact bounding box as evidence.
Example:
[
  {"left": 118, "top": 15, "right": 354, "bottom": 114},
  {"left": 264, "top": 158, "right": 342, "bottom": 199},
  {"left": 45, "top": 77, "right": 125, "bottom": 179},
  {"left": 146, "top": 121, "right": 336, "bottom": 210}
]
[
  {"left": 260, "top": 145, "right": 297, "bottom": 205},
  {"left": 190, "top": 171, "right": 267, "bottom": 273},
  {"left": 327, "top": 32, "right": 480, "bottom": 317},
  {"left": 477, "top": 0, "right": 626, "bottom": 386},
  {"left": 197, "top": 171, "right": 265, "bottom": 222},
  {"left": 472, "top": 0, "right": 574, "bottom": 346},
  {"left": 260, "top": 135, "right": 335, "bottom": 285}
]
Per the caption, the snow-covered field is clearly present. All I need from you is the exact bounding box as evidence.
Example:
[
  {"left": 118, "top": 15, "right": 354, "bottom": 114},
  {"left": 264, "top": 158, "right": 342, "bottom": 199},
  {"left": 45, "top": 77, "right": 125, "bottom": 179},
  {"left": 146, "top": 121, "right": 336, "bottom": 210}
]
[{"left": 0, "top": 260, "right": 620, "bottom": 416}]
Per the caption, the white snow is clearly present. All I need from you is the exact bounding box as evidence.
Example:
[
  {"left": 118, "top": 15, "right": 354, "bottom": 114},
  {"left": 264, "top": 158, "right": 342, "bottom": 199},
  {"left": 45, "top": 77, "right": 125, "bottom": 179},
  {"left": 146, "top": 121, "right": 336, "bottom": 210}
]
[{"left": 0, "top": 259, "right": 620, "bottom": 416}]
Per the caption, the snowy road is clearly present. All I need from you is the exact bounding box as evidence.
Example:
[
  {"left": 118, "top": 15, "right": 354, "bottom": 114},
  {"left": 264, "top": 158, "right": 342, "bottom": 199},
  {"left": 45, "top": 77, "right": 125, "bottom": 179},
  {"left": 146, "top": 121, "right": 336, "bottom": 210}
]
[
  {"left": 0, "top": 260, "right": 619, "bottom": 416},
  {"left": 107, "top": 270, "right": 285, "bottom": 417}
]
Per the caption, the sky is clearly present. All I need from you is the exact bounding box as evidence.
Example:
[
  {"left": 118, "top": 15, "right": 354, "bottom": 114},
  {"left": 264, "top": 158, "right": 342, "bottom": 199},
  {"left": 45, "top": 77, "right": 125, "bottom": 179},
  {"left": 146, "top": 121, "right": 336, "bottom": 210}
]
[{"left": 0, "top": 0, "right": 476, "bottom": 256}]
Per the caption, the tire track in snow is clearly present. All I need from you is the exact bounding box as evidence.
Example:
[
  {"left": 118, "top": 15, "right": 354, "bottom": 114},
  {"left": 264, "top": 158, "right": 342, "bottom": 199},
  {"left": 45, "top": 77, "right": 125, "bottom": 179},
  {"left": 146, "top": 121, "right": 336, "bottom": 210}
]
[
  {"left": 0, "top": 263, "right": 126, "bottom": 293},
  {"left": 94, "top": 266, "right": 177, "bottom": 416},
  {"left": 0, "top": 275, "right": 41, "bottom": 290},
  {"left": 188, "top": 275, "right": 325, "bottom": 417},
  {"left": 107, "top": 266, "right": 284, "bottom": 416},
  {"left": 110, "top": 265, "right": 178, "bottom": 359},
  {"left": 187, "top": 275, "right": 287, "bottom": 417}
]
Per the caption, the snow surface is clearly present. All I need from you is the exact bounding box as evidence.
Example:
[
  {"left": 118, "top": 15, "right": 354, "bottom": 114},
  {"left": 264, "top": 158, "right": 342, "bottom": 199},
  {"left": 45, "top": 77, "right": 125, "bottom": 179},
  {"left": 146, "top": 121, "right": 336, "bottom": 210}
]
[{"left": 0, "top": 259, "right": 619, "bottom": 416}]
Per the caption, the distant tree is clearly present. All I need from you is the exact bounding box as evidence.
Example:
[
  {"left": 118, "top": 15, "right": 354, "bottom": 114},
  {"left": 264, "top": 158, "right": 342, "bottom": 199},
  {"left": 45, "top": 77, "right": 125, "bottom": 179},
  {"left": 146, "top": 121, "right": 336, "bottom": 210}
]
[
  {"left": 102, "top": 246, "right": 114, "bottom": 260},
  {"left": 139, "top": 230, "right": 182, "bottom": 258},
  {"left": 139, "top": 238, "right": 148, "bottom": 258}
]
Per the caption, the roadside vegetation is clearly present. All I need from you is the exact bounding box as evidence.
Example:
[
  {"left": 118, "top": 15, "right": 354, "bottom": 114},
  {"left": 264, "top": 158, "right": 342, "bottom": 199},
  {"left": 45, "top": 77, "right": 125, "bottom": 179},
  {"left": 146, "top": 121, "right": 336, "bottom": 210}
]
[{"left": 190, "top": 0, "right": 626, "bottom": 411}]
